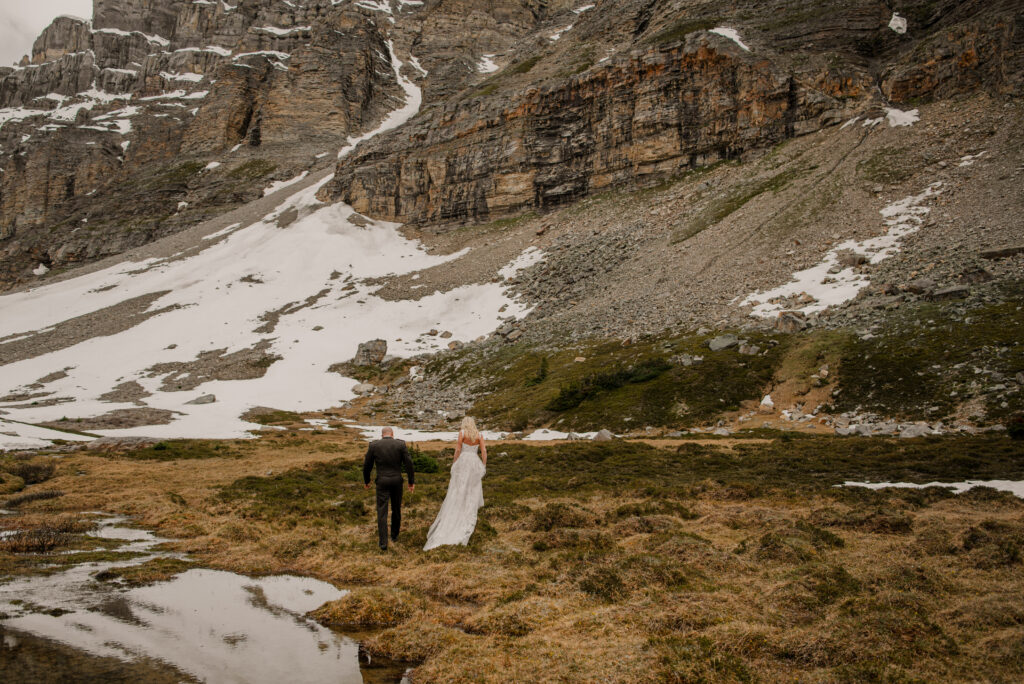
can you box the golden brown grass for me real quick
[3,431,1023,682]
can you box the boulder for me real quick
[900,423,932,439]
[837,251,868,267]
[980,245,1024,260]
[592,429,614,441]
[185,394,216,405]
[929,285,970,301]
[707,334,739,351]
[774,311,808,333]
[738,344,760,356]
[352,382,376,395]
[903,278,936,295]
[354,339,387,366]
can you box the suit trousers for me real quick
[375,478,403,548]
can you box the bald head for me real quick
[381,427,394,438]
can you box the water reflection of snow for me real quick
[0,513,361,684]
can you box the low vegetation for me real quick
[2,430,1022,681]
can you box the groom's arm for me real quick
[363,445,375,487]
[401,442,415,488]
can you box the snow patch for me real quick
[32,263,49,276]
[844,480,1024,499]
[709,27,750,51]
[477,54,499,74]
[888,12,908,34]
[959,151,986,167]
[263,171,309,197]
[498,246,545,279]
[741,183,943,318]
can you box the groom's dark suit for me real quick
[363,436,415,550]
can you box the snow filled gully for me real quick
[0,44,544,444]
[0,514,409,683]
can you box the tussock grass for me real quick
[3,490,63,508]
[6,431,1022,682]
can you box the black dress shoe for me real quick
[379,544,388,551]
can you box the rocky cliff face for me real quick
[319,0,1023,227]
[1,0,1021,287]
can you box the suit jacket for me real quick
[363,437,415,486]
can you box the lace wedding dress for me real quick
[423,442,485,550]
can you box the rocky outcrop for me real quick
[320,32,859,225]
[0,0,413,287]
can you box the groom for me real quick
[363,427,415,551]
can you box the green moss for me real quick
[227,159,278,181]
[148,161,204,188]
[508,54,542,75]
[646,18,721,44]
[672,165,810,244]
[856,146,915,185]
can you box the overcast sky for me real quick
[0,1,93,67]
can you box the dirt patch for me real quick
[99,381,152,405]
[0,292,175,366]
[145,340,280,392]
[39,408,178,431]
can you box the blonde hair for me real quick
[460,416,480,443]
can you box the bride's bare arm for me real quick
[453,431,463,462]
[480,438,487,466]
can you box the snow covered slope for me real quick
[0,47,536,445]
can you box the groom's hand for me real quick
[409,484,415,493]
[364,483,370,490]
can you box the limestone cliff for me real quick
[319,0,1022,227]
[1,0,1021,288]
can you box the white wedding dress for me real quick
[423,441,485,550]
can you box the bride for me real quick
[423,416,488,550]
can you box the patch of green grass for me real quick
[646,18,722,44]
[247,410,303,425]
[219,459,367,520]
[94,557,194,585]
[474,83,499,97]
[546,358,672,411]
[467,330,781,431]
[460,436,1024,507]
[149,161,204,188]
[835,285,1024,421]
[125,440,241,461]
[228,159,277,181]
[456,211,538,235]
[508,55,542,75]
[672,165,810,243]
[856,146,915,185]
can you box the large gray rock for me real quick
[353,339,387,366]
[352,382,376,395]
[707,334,739,352]
[930,285,970,301]
[980,245,1024,260]
[185,394,216,405]
[900,423,932,439]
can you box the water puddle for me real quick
[1,515,409,683]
